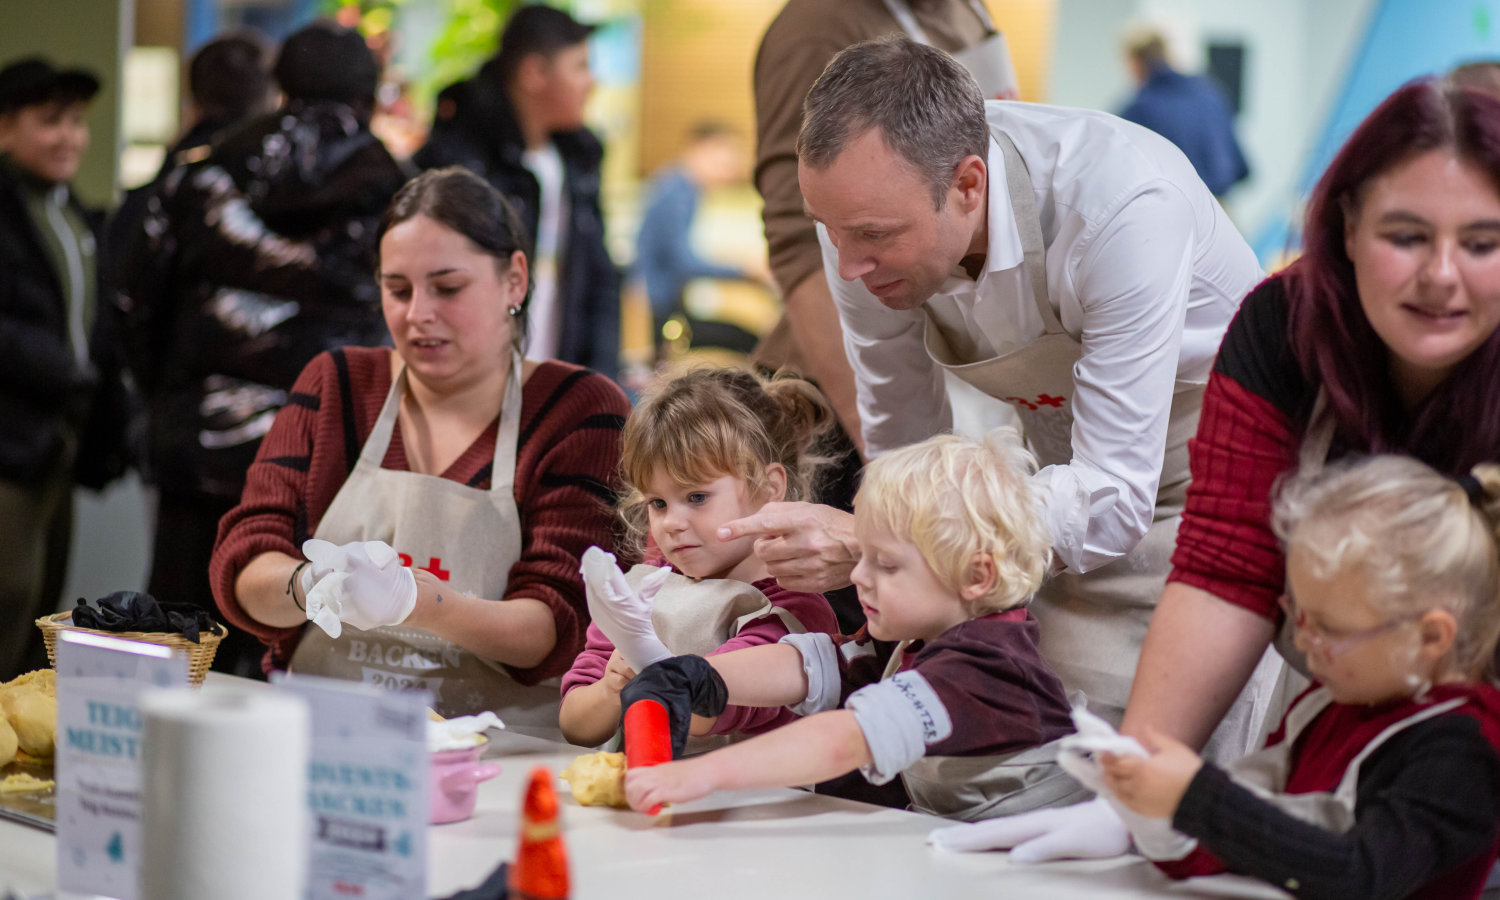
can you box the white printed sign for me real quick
[54,631,188,900]
[275,673,430,900]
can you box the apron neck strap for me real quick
[361,353,524,495]
[994,131,1060,334]
[1298,387,1335,475]
[883,0,996,43]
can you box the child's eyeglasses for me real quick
[1277,593,1423,659]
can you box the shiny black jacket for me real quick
[414,61,620,378]
[119,101,408,499]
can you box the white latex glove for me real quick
[580,547,673,671]
[1057,704,1148,795]
[301,539,418,638]
[1055,706,1197,862]
[927,796,1130,861]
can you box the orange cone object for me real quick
[624,699,673,814]
[509,767,569,900]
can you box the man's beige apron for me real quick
[621,564,812,754]
[919,132,1200,734]
[291,354,565,739]
[877,640,1089,821]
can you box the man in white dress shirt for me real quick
[722,36,1263,729]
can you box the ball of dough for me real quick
[0,717,17,768]
[559,751,628,808]
[3,668,54,697]
[4,690,55,758]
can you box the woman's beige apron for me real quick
[620,564,811,754]
[291,354,565,739]
[877,641,1089,821]
[920,131,1200,733]
[883,0,1019,99]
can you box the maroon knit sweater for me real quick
[210,347,628,682]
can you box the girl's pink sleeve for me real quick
[560,622,616,698]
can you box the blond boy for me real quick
[622,431,1085,820]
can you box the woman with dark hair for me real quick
[940,77,1500,858]
[210,168,629,735]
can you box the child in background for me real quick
[622,431,1086,821]
[559,367,839,748]
[1098,456,1500,900]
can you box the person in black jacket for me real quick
[107,32,276,283]
[0,57,134,680]
[414,4,620,378]
[118,21,408,677]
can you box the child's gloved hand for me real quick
[580,547,672,671]
[301,539,418,638]
[620,655,729,758]
[926,796,1130,861]
[1057,707,1198,862]
[1056,704,1147,795]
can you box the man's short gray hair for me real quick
[797,36,989,209]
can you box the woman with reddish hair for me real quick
[937,76,1500,860]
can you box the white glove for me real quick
[1055,706,1196,862]
[1056,704,1148,795]
[926,796,1130,861]
[580,547,673,672]
[301,539,418,638]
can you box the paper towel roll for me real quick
[139,685,311,900]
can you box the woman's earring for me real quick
[508,305,522,317]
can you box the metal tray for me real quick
[0,755,56,831]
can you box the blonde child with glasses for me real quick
[1097,456,1500,900]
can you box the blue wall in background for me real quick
[1257,0,1500,262]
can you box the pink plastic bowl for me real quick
[430,744,502,824]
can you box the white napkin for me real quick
[427,711,506,752]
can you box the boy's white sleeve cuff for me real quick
[846,672,953,785]
[778,632,842,716]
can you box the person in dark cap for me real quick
[116,20,408,678]
[0,56,136,680]
[414,3,620,379]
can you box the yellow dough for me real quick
[559,751,628,808]
[0,670,58,758]
[3,669,54,697]
[0,717,16,768]
[0,773,55,793]
[2,689,55,758]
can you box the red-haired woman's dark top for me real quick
[1167,275,1314,620]
[211,347,628,680]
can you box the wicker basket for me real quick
[35,611,225,686]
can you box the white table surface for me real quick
[0,681,1291,900]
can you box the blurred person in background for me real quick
[1118,29,1248,199]
[415,4,620,379]
[635,121,766,364]
[118,20,407,677]
[0,58,135,680]
[108,31,277,280]
[1450,60,1500,96]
